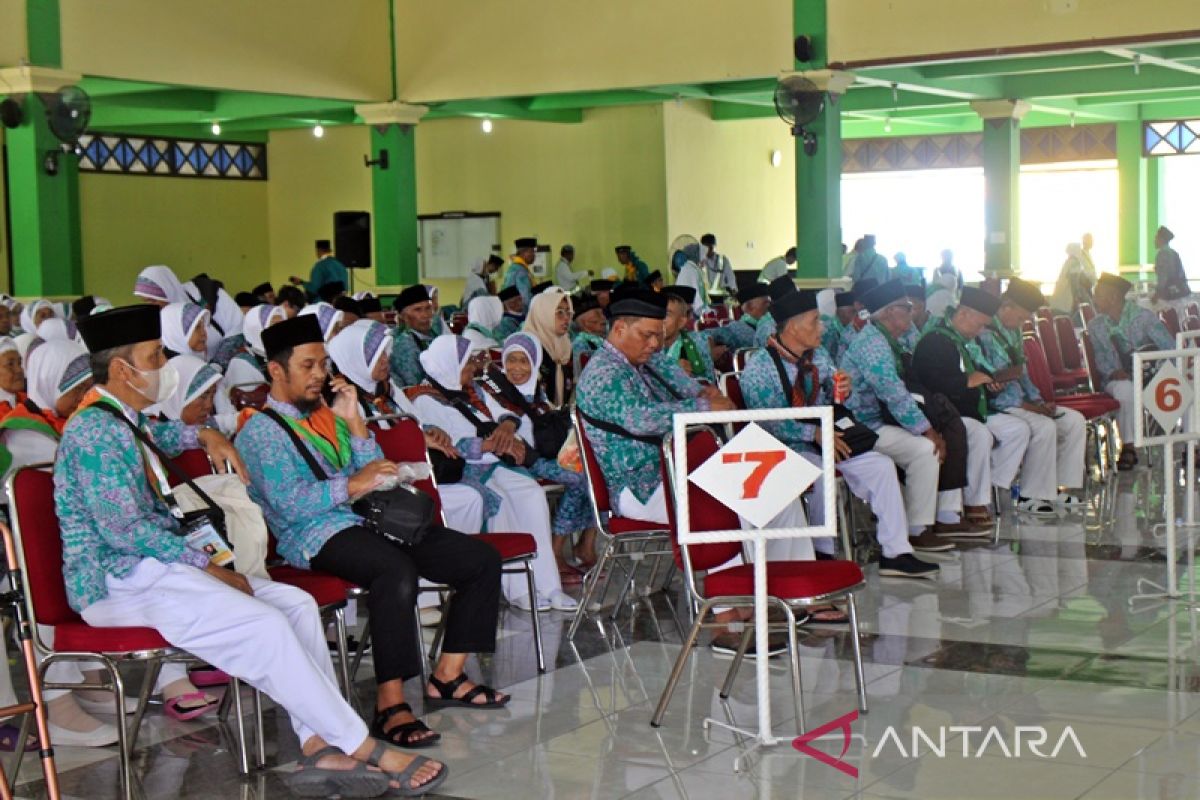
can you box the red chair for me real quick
[1078,302,1096,325]
[1185,316,1200,332]
[1035,306,1053,322]
[698,318,721,331]
[449,313,468,335]
[7,466,263,797]
[719,373,748,435]
[1035,317,1089,391]
[567,407,673,640]
[650,427,867,730]
[371,418,546,672]
[1053,316,1085,372]
[1188,302,1200,319]
[1160,307,1181,337]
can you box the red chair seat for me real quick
[55,622,172,653]
[1056,397,1120,419]
[268,566,355,607]
[703,560,865,600]
[608,516,668,535]
[475,532,537,561]
[1051,369,1090,387]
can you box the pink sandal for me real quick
[163,692,219,721]
[187,666,231,688]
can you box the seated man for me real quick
[977,279,1086,513]
[912,287,1028,527]
[710,283,771,351]
[740,290,938,579]
[571,293,608,355]
[819,290,856,361]
[58,306,446,796]
[239,316,508,749]
[493,285,527,341]
[753,275,800,347]
[660,286,717,382]
[899,283,928,350]
[390,284,437,386]
[1088,272,1174,470]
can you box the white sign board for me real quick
[1142,362,1193,435]
[688,423,822,528]
[1134,349,1200,447]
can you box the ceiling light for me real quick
[313,124,325,138]
[884,116,892,133]
[481,119,493,133]
[210,122,221,136]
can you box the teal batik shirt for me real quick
[977,324,1042,412]
[841,322,931,434]
[494,313,524,342]
[819,315,843,359]
[576,342,710,504]
[54,391,206,613]
[663,331,716,382]
[1086,299,1174,383]
[305,256,349,300]
[238,397,381,569]
[390,327,432,386]
[501,261,535,307]
[740,346,835,450]
[572,330,606,355]
[709,316,759,350]
[898,323,921,353]
[754,312,777,348]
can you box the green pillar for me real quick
[1116,120,1145,268]
[369,124,419,286]
[973,100,1029,276]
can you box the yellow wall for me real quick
[828,0,1200,66]
[0,0,26,65]
[79,173,270,302]
[394,0,791,102]
[662,100,795,274]
[60,0,391,100]
[266,124,373,290]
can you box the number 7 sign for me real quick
[688,423,823,528]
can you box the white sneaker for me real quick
[547,590,579,612]
[1016,497,1057,516]
[47,720,119,748]
[74,691,139,716]
[419,606,443,628]
[1056,492,1085,510]
[509,594,552,612]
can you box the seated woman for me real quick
[327,320,485,535]
[159,301,210,359]
[219,303,284,415]
[0,339,25,418]
[408,335,576,612]
[299,301,347,342]
[522,287,574,408]
[34,318,82,344]
[462,296,503,354]
[479,333,598,573]
[14,299,57,355]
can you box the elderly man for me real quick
[912,286,1029,528]
[1088,272,1175,470]
[554,244,589,292]
[819,290,857,362]
[238,315,506,752]
[711,284,771,350]
[493,285,527,341]
[740,289,938,579]
[501,237,538,307]
[57,306,445,796]
[699,234,738,296]
[659,286,716,382]
[753,275,802,347]
[758,247,796,285]
[571,293,607,355]
[978,279,1087,513]
[389,284,437,387]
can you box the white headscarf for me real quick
[13,333,37,360]
[158,354,222,421]
[468,296,503,330]
[34,318,81,343]
[160,302,209,357]
[26,339,90,413]
[328,320,392,394]
[299,302,344,342]
[418,334,472,391]
[469,258,487,277]
[134,265,188,304]
[502,332,543,397]
[242,304,286,356]
[0,339,19,407]
[19,299,55,335]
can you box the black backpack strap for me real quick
[480,366,540,419]
[642,365,682,401]
[766,347,794,404]
[260,408,329,482]
[577,408,661,446]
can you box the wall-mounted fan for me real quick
[774,74,825,156]
[40,85,91,146]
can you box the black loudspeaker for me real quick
[334,211,371,268]
[794,35,813,63]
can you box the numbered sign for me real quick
[1143,362,1193,434]
[687,423,821,528]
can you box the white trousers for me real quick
[615,485,668,525]
[441,483,485,534]
[81,559,367,754]
[1004,406,1086,498]
[483,467,560,601]
[960,417,996,507]
[803,451,912,559]
[981,414,1024,501]
[1105,379,1135,445]
[871,425,939,527]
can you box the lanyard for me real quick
[93,391,187,520]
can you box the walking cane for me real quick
[0,521,60,800]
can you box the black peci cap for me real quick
[78,305,162,353]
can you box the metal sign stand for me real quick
[671,406,836,768]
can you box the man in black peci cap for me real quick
[57,307,451,796]
[657,286,716,383]
[501,237,538,307]
[710,283,771,350]
[493,284,527,341]
[389,284,437,387]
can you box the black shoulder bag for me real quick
[766,348,877,458]
[428,380,539,468]
[90,403,229,542]
[260,409,435,547]
[479,366,572,459]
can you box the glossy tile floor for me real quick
[10,468,1200,799]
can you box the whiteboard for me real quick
[419,213,501,279]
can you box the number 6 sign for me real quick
[1142,361,1193,437]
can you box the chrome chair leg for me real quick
[230,677,250,775]
[522,562,546,673]
[718,626,752,699]
[333,606,354,705]
[350,621,371,684]
[651,601,711,728]
[847,594,868,713]
[127,658,162,753]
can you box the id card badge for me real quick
[185,520,236,569]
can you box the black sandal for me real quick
[424,673,510,710]
[371,703,440,749]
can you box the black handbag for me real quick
[767,349,877,458]
[430,379,540,468]
[480,367,572,459]
[261,409,435,547]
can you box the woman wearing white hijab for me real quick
[408,335,570,611]
[328,320,484,536]
[134,265,189,306]
[18,298,56,335]
[0,339,24,416]
[461,259,491,308]
[183,277,245,366]
[298,301,345,342]
[480,333,596,574]
[218,304,284,416]
[522,287,574,407]
[462,296,503,354]
[159,302,210,358]
[158,354,238,437]
[33,318,81,344]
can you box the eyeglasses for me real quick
[554,309,572,319]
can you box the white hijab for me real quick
[134,265,188,304]
[242,304,286,356]
[468,296,503,330]
[26,339,90,413]
[299,302,344,342]
[19,299,55,335]
[0,339,19,407]
[34,318,81,343]
[158,354,222,421]
[328,320,392,394]
[501,332,542,397]
[418,334,472,391]
[160,302,209,357]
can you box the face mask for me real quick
[124,361,180,404]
